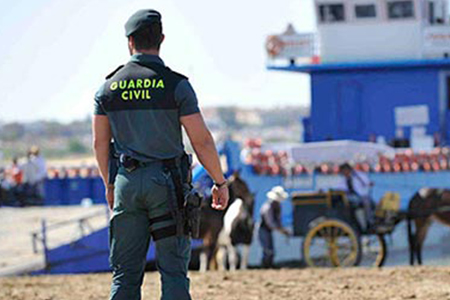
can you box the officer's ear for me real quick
[128,36,139,55]
[128,36,135,49]
[159,34,165,46]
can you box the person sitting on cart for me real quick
[258,186,290,268]
[338,163,375,229]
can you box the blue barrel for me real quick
[66,177,92,205]
[44,178,66,206]
[91,176,105,204]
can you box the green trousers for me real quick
[109,163,191,300]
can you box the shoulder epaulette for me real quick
[105,65,125,80]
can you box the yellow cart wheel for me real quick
[302,219,361,268]
[359,234,387,267]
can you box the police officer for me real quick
[92,9,229,300]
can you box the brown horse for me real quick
[407,188,450,265]
[197,172,253,271]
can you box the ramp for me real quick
[0,205,108,276]
[0,205,202,275]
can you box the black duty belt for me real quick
[119,154,158,173]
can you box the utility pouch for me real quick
[119,154,139,173]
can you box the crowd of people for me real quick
[242,139,450,176]
[0,146,47,206]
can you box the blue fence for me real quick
[43,177,105,206]
[239,166,450,226]
[43,169,450,214]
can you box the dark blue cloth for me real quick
[258,225,274,268]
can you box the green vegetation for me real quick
[68,138,89,154]
[0,106,308,165]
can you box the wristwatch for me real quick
[213,180,228,189]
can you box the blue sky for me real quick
[0,0,315,123]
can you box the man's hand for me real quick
[211,185,229,210]
[280,227,291,237]
[106,185,114,210]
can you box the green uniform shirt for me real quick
[94,54,200,161]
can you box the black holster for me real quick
[185,189,202,238]
[163,153,202,238]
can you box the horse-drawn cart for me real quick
[283,141,403,268]
[292,190,401,268]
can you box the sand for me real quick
[1,267,450,300]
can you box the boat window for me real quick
[387,1,415,19]
[427,1,445,24]
[319,4,346,23]
[355,4,377,18]
[428,1,435,24]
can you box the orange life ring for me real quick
[266,36,284,57]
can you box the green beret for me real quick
[125,9,161,37]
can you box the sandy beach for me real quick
[1,267,450,300]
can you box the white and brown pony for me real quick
[216,192,255,271]
[197,172,254,271]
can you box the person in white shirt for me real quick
[30,146,47,182]
[29,146,47,203]
[337,163,371,197]
[22,152,39,185]
[21,151,39,203]
[258,186,290,268]
[337,163,374,228]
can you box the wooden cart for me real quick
[292,191,401,267]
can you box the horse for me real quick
[197,172,253,271]
[407,188,450,265]
[216,190,255,271]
